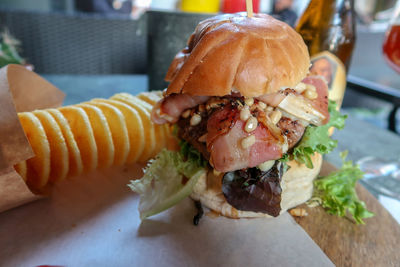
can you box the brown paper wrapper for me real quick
[0,64,65,213]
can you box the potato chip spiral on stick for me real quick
[14,92,173,192]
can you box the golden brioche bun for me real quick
[165,13,310,97]
[190,153,322,218]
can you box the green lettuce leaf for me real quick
[290,100,347,168]
[313,151,374,224]
[179,140,208,170]
[128,143,206,219]
[0,31,25,67]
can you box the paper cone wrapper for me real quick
[0,64,65,213]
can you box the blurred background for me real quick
[0,0,399,133]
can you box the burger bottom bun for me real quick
[190,153,323,218]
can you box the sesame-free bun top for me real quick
[165,13,310,97]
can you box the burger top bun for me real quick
[165,13,310,97]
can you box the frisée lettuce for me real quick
[128,142,206,219]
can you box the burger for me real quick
[129,13,344,220]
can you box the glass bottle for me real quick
[295,0,356,108]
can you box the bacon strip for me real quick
[302,76,330,124]
[209,120,282,172]
[207,106,282,172]
[206,105,238,148]
[151,94,210,124]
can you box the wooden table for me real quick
[295,162,400,266]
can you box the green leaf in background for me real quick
[291,100,347,168]
[0,30,25,68]
[313,151,375,224]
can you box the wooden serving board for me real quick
[294,161,400,267]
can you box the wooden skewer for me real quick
[246,0,253,18]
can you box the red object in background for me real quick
[383,24,400,74]
[222,0,260,13]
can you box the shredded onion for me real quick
[278,94,325,126]
[257,111,284,143]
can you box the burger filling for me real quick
[149,75,330,216]
[152,75,329,173]
[175,97,305,172]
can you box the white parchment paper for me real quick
[0,164,333,267]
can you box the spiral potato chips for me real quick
[18,112,51,190]
[14,91,172,192]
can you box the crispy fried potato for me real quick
[111,93,174,159]
[138,91,177,150]
[91,99,145,164]
[137,92,162,106]
[59,106,98,172]
[110,94,156,162]
[18,112,50,189]
[137,91,176,150]
[14,160,27,182]
[47,109,83,177]
[15,91,172,189]
[86,102,130,166]
[154,90,164,98]
[129,96,166,158]
[33,110,69,183]
[78,104,115,169]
